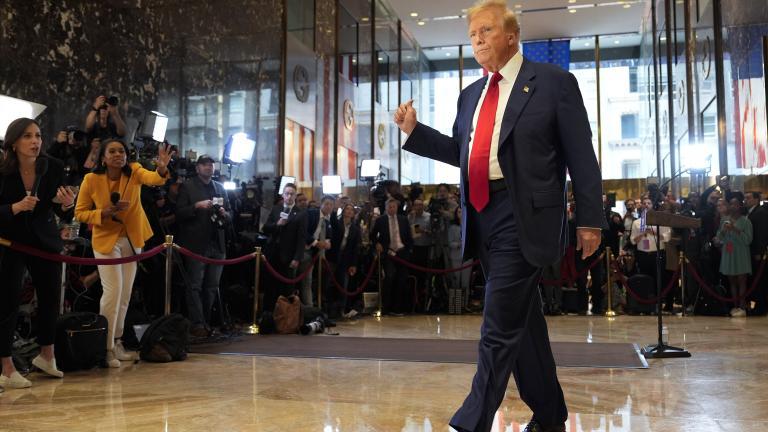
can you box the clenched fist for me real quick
[394,99,417,135]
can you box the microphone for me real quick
[110,192,124,223]
[31,157,49,197]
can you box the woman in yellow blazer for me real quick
[75,139,173,367]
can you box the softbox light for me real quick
[0,95,47,140]
[322,175,342,195]
[223,132,256,165]
[360,159,381,178]
[139,111,168,142]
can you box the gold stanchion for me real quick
[375,250,383,317]
[164,235,174,316]
[245,247,262,334]
[679,251,686,316]
[605,247,616,317]
[317,255,323,310]
[0,237,10,247]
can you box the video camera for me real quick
[65,125,86,143]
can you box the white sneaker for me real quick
[114,340,139,362]
[0,371,32,389]
[32,355,64,378]
[731,308,747,317]
[105,350,121,368]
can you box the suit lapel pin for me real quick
[523,86,530,93]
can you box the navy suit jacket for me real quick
[403,58,606,267]
[371,213,414,253]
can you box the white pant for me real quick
[95,237,140,351]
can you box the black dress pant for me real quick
[450,190,567,432]
[0,248,61,357]
[262,257,297,314]
[383,249,411,313]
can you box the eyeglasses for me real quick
[469,25,495,41]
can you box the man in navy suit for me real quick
[394,1,605,431]
[371,198,414,314]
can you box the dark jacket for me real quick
[0,156,73,253]
[305,208,340,260]
[333,219,362,270]
[175,176,230,254]
[403,59,606,267]
[263,204,307,264]
[371,213,414,253]
[748,204,768,256]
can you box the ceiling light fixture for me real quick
[623,3,631,8]
[410,12,418,17]
[569,0,577,3]
[569,9,577,13]
[417,20,425,25]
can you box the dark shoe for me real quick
[190,326,209,338]
[523,420,566,432]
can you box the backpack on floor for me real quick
[54,312,108,371]
[139,313,190,362]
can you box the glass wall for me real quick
[570,37,600,164]
[598,34,644,180]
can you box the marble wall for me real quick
[0,0,284,180]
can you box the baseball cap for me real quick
[197,155,215,164]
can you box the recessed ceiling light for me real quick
[569,0,577,3]
[361,17,369,22]
[417,20,425,25]
[514,4,522,8]
[569,9,577,13]
[410,12,418,17]
[623,3,631,8]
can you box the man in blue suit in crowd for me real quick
[394,1,606,431]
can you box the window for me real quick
[629,66,638,93]
[622,160,640,178]
[621,113,638,139]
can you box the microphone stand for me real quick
[642,203,691,359]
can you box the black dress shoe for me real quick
[523,420,566,432]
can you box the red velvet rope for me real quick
[260,253,319,284]
[175,245,256,265]
[540,252,606,286]
[3,241,166,265]
[616,268,681,305]
[685,256,767,303]
[387,253,479,274]
[322,255,379,297]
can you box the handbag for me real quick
[273,295,302,334]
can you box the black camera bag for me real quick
[54,312,108,371]
[140,313,190,362]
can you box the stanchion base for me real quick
[642,343,691,359]
[604,310,617,317]
[373,310,382,318]
[243,324,260,335]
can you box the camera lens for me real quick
[107,95,119,106]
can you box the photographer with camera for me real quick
[175,155,231,337]
[85,95,126,143]
[428,183,458,268]
[47,126,90,185]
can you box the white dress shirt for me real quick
[468,50,524,180]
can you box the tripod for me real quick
[641,210,696,359]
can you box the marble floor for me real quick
[0,313,766,432]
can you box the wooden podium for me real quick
[641,211,699,359]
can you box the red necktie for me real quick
[469,72,502,212]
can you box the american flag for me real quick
[284,118,314,187]
[337,145,358,181]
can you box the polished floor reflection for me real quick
[1,314,766,431]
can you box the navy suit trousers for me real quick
[450,188,567,432]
